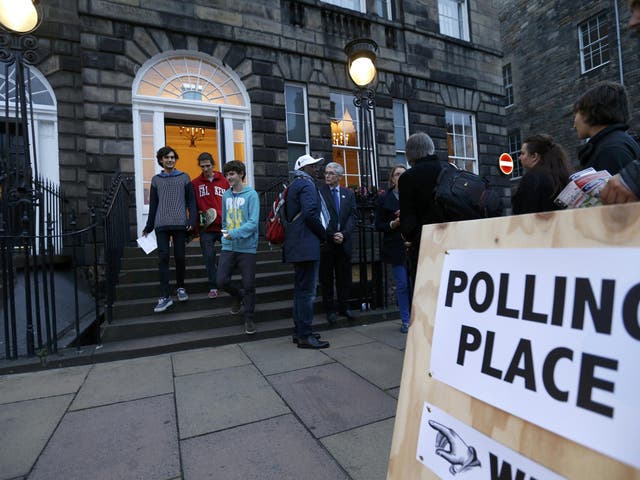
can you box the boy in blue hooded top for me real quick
[142,146,197,313]
[217,160,260,335]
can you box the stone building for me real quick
[14,0,506,231]
[499,0,640,178]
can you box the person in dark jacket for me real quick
[512,134,572,215]
[599,0,640,205]
[573,81,640,175]
[375,165,411,333]
[318,162,358,325]
[284,154,329,349]
[398,132,444,288]
[142,146,197,313]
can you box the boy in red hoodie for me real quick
[191,152,229,298]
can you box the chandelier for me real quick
[179,126,205,147]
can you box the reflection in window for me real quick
[0,65,55,107]
[233,120,245,162]
[136,56,245,106]
[503,64,513,107]
[285,83,309,171]
[331,92,362,187]
[322,0,365,13]
[445,110,477,173]
[393,100,408,166]
[438,0,469,41]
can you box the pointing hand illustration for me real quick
[428,420,481,475]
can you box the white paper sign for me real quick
[431,248,640,469]
[136,230,157,254]
[417,403,565,479]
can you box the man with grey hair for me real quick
[398,132,444,287]
[318,162,358,324]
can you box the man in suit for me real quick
[319,162,358,324]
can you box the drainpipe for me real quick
[614,0,625,85]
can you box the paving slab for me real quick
[325,341,404,389]
[29,394,179,480]
[181,414,348,480]
[268,362,397,438]
[70,354,173,410]
[239,336,333,375]
[321,417,396,480]
[171,344,251,376]
[313,327,374,349]
[354,321,407,350]
[0,395,73,480]
[0,365,89,405]
[175,364,290,439]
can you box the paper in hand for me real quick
[137,230,157,254]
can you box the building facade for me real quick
[19,0,506,231]
[499,0,640,178]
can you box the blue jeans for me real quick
[293,260,319,338]
[392,264,411,325]
[200,231,222,290]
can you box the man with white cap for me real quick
[283,154,330,349]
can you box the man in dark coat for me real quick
[318,162,358,324]
[573,81,640,175]
[398,132,444,287]
[284,154,330,349]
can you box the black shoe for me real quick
[340,310,355,321]
[297,335,330,349]
[326,312,338,325]
[292,333,321,344]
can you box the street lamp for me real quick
[344,38,378,191]
[0,0,42,357]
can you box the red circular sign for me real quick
[499,153,514,175]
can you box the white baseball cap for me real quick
[294,154,324,171]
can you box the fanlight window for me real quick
[0,64,55,107]
[135,56,246,107]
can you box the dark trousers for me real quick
[200,231,222,290]
[293,260,320,338]
[319,246,351,314]
[156,230,187,298]
[216,250,256,318]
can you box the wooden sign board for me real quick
[388,203,640,479]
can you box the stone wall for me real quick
[29,0,506,219]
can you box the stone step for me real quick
[112,282,298,319]
[122,243,282,260]
[95,308,401,363]
[102,297,327,342]
[118,258,289,283]
[120,249,283,270]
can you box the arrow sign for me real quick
[499,153,514,175]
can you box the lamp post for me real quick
[344,38,378,193]
[0,0,42,357]
[344,38,384,311]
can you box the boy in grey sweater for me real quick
[142,146,197,312]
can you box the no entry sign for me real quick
[499,153,513,175]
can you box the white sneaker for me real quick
[154,296,173,313]
[177,288,189,302]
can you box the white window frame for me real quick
[376,0,393,20]
[503,64,514,108]
[445,109,478,174]
[322,0,365,13]
[438,0,470,42]
[508,130,522,179]
[579,13,609,74]
[285,83,309,171]
[392,99,409,166]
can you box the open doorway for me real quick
[165,119,220,179]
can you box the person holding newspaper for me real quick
[512,134,572,214]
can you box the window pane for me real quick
[285,86,304,113]
[287,113,306,142]
[288,144,307,171]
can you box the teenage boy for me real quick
[216,160,260,335]
[191,152,229,299]
[142,146,197,313]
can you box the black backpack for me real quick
[433,161,502,221]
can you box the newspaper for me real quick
[554,167,612,209]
